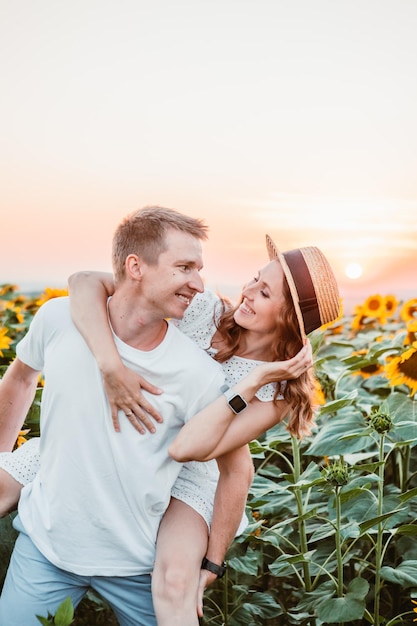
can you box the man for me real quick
[0,206,252,626]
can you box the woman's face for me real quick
[234,260,286,334]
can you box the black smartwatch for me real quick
[221,384,248,414]
[201,556,227,579]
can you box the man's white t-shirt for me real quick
[16,297,225,576]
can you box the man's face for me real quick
[140,229,205,320]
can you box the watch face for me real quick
[229,394,247,413]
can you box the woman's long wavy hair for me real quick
[213,273,316,439]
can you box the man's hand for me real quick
[196,568,218,618]
[102,365,163,434]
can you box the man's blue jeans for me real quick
[0,517,156,626]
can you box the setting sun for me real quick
[345,262,363,280]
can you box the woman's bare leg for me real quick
[152,497,208,626]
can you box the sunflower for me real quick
[313,379,326,405]
[12,306,25,325]
[0,327,13,356]
[36,287,69,307]
[351,305,366,331]
[2,304,25,325]
[401,298,417,323]
[362,294,385,319]
[16,429,30,447]
[0,299,15,316]
[385,342,417,396]
[353,362,384,379]
[383,295,399,317]
[250,510,265,537]
[0,284,18,296]
[12,294,27,305]
[405,320,417,346]
[412,598,417,621]
[350,349,384,379]
[321,319,344,335]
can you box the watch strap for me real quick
[201,556,227,578]
[220,384,248,414]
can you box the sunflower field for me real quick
[1,285,417,625]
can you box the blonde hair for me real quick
[112,205,208,282]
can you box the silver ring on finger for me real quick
[125,410,134,417]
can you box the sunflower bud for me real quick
[322,460,350,487]
[368,409,394,434]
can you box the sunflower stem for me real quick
[291,436,314,595]
[373,432,386,626]
[334,485,344,598]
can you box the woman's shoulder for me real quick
[189,289,226,317]
[222,356,287,401]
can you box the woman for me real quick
[0,236,340,624]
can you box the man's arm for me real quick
[0,358,40,450]
[197,445,254,617]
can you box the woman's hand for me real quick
[252,340,313,387]
[282,340,313,379]
[102,364,163,434]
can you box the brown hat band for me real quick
[283,249,321,335]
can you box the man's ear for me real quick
[125,254,143,281]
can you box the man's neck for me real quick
[108,294,168,351]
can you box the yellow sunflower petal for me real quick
[0,327,13,356]
[313,380,326,405]
[36,287,68,307]
[16,429,31,447]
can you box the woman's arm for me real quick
[68,271,163,434]
[170,395,289,462]
[169,346,311,462]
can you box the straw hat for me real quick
[266,234,341,339]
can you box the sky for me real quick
[1,0,417,312]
